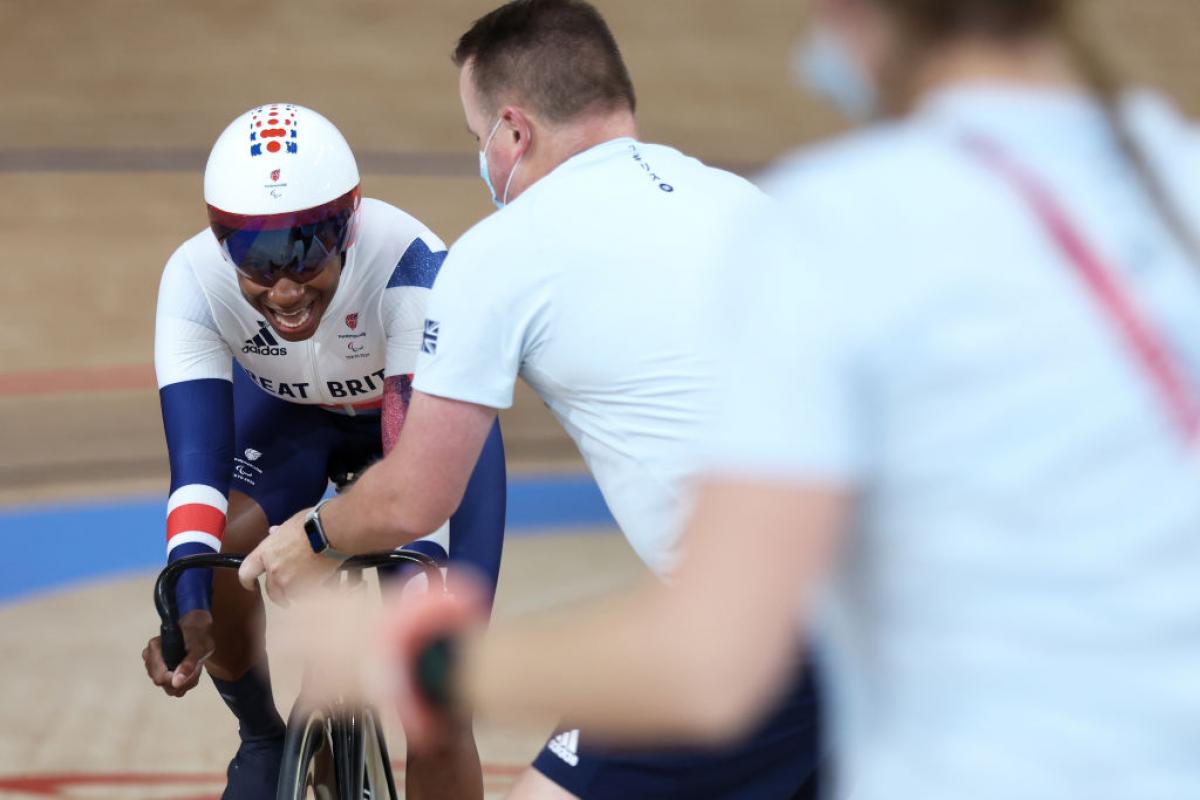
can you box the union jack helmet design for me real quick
[203,104,361,286]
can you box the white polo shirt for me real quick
[711,87,1200,800]
[415,137,765,573]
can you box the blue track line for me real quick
[0,474,614,604]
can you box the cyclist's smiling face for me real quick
[237,254,342,342]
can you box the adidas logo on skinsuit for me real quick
[243,321,288,356]
[547,729,580,767]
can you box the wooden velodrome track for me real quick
[1,1,1198,797]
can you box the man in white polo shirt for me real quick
[242,1,821,797]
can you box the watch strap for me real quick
[305,499,349,561]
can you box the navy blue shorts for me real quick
[229,365,506,586]
[532,664,822,799]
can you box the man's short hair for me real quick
[453,0,637,124]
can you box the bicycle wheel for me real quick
[277,705,337,800]
[362,708,398,800]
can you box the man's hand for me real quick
[238,506,340,604]
[142,610,215,697]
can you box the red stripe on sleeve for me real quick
[166,503,228,541]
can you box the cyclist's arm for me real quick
[155,247,235,615]
[381,381,506,592]
[381,374,414,455]
[380,231,449,455]
[445,417,506,600]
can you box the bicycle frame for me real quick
[153,551,443,799]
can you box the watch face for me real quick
[304,512,328,554]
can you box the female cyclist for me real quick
[140,104,506,800]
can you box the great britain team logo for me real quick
[249,104,299,157]
[422,319,440,355]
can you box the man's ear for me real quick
[506,107,534,151]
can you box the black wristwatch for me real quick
[304,499,349,561]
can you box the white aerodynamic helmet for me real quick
[204,104,361,286]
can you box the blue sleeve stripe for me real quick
[401,539,449,564]
[387,238,447,290]
[378,539,450,584]
[447,419,507,603]
[160,378,234,495]
[169,540,216,615]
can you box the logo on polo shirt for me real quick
[547,729,580,766]
[422,319,440,355]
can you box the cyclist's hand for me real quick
[142,610,215,698]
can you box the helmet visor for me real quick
[208,187,360,287]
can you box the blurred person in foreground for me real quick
[240,0,823,797]
[386,0,1200,797]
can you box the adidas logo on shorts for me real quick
[243,321,288,356]
[547,729,580,767]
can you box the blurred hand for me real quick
[269,569,489,752]
[271,579,384,708]
[383,571,490,753]
[142,610,215,697]
[238,507,339,604]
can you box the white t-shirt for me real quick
[415,138,765,573]
[711,87,1200,800]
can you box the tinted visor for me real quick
[208,186,360,287]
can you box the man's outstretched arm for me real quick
[335,391,498,545]
[238,391,498,599]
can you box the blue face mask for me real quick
[795,29,879,122]
[479,116,525,210]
